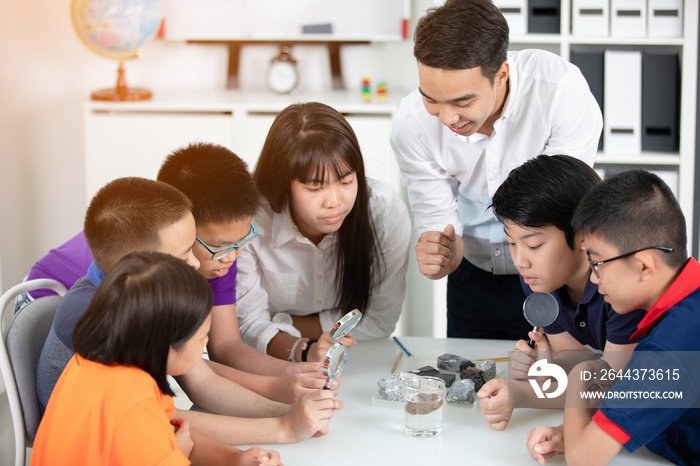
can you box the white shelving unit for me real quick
[507,0,697,250]
[83,89,405,204]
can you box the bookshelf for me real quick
[503,0,697,251]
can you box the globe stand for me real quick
[91,62,152,102]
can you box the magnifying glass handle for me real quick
[528,326,539,349]
[323,378,332,390]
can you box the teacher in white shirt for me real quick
[391,0,602,339]
[236,102,411,363]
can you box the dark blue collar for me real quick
[87,261,105,287]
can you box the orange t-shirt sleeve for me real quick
[110,395,190,466]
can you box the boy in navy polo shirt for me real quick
[527,170,700,465]
[478,155,644,431]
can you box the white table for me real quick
[238,336,670,465]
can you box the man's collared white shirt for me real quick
[391,49,602,274]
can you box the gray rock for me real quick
[460,367,484,392]
[377,374,406,402]
[477,359,497,382]
[446,379,475,405]
[437,353,475,372]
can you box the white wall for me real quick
[0,0,440,290]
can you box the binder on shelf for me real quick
[642,53,680,152]
[604,50,642,155]
[528,0,560,34]
[647,0,683,38]
[572,0,609,37]
[569,51,605,151]
[493,0,527,36]
[610,0,647,38]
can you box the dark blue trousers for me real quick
[446,258,530,340]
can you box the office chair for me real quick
[0,279,67,466]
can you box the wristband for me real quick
[288,337,309,363]
[301,339,318,362]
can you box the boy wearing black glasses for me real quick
[478,155,644,431]
[157,144,336,404]
[527,170,700,465]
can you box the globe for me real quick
[71,0,163,101]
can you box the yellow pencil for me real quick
[474,357,510,362]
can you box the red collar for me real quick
[630,258,700,340]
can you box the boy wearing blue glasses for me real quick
[157,144,334,403]
[527,170,700,465]
[33,144,342,444]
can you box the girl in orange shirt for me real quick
[32,251,280,465]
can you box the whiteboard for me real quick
[163,0,410,42]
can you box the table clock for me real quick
[266,47,298,94]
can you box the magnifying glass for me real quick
[322,342,348,389]
[522,292,559,349]
[329,309,362,341]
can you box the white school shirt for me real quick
[235,180,411,354]
[391,49,601,275]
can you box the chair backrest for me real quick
[0,279,67,466]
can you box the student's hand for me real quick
[235,446,282,466]
[509,340,535,380]
[415,225,460,280]
[272,369,340,404]
[281,360,322,376]
[526,424,565,464]
[510,330,551,379]
[526,329,552,352]
[171,418,194,458]
[311,331,356,363]
[477,378,513,431]
[281,389,341,442]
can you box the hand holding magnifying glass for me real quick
[311,309,362,362]
[320,309,362,389]
[510,293,559,380]
[329,309,362,340]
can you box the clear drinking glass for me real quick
[403,376,445,437]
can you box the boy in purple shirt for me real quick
[27,232,239,313]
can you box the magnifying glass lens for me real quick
[323,343,348,389]
[330,309,362,340]
[332,346,347,375]
[522,292,559,348]
[522,292,559,327]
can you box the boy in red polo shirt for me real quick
[526,170,700,465]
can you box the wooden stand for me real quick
[188,40,369,90]
[91,62,152,102]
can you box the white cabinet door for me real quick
[85,110,235,203]
[345,114,402,195]
[243,112,277,171]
